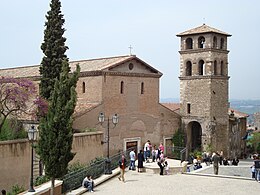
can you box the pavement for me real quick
[77,159,260,195]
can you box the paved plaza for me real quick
[82,159,260,195]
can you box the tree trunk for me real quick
[51,178,55,195]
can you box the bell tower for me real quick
[176,24,231,154]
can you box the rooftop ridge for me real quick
[0,54,136,70]
[177,23,231,37]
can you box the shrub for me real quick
[34,175,50,186]
[7,184,25,195]
[0,119,27,141]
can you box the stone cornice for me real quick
[179,75,230,80]
[102,71,162,78]
[179,48,230,55]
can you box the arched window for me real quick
[141,82,144,94]
[198,36,205,48]
[120,81,124,94]
[213,36,217,48]
[185,38,193,49]
[214,60,217,75]
[186,61,192,76]
[198,60,205,75]
[220,61,224,75]
[82,82,86,93]
[220,38,224,49]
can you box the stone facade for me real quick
[72,56,181,155]
[0,55,181,157]
[177,24,247,158]
[177,24,231,155]
[254,112,260,130]
[0,132,103,192]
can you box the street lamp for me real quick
[98,112,118,174]
[28,125,38,192]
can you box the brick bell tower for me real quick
[176,24,231,155]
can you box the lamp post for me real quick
[98,112,118,174]
[28,125,38,192]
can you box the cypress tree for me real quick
[37,61,80,194]
[39,0,68,100]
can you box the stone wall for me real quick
[0,132,103,192]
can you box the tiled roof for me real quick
[73,101,101,118]
[229,108,249,118]
[0,55,137,78]
[177,24,231,37]
[161,103,180,111]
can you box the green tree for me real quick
[172,128,185,147]
[37,61,80,195]
[39,0,68,100]
[248,132,260,153]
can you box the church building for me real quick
[0,24,247,159]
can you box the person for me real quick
[82,175,94,192]
[254,159,260,182]
[251,164,256,179]
[212,152,220,175]
[157,156,165,175]
[159,142,164,153]
[137,150,145,172]
[129,148,136,170]
[144,140,151,162]
[164,160,169,175]
[223,157,229,166]
[219,151,223,165]
[152,145,156,162]
[1,190,6,195]
[232,157,239,166]
[118,154,127,182]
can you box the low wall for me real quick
[0,131,103,192]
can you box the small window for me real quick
[82,82,86,93]
[186,61,192,76]
[185,38,193,49]
[120,81,124,94]
[187,103,191,114]
[213,36,217,48]
[198,36,205,48]
[220,38,224,49]
[198,60,204,75]
[214,60,217,75]
[129,63,134,70]
[141,82,144,94]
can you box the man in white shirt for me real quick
[129,148,136,170]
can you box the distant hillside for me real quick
[230,99,260,115]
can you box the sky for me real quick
[1,0,260,100]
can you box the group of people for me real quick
[144,140,165,163]
[82,140,167,191]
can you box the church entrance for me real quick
[123,137,141,155]
[126,141,138,154]
[187,121,202,152]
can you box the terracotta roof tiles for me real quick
[177,24,231,37]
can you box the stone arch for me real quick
[185,38,193,49]
[220,61,224,75]
[198,36,205,48]
[186,61,192,76]
[186,121,202,152]
[198,60,205,75]
[213,36,218,48]
[220,38,225,49]
[214,60,217,75]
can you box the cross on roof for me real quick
[128,45,133,55]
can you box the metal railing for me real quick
[166,146,186,161]
[62,148,132,193]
